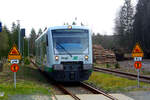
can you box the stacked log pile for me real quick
[93,45,117,64]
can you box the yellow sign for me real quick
[8,44,21,60]
[132,43,144,57]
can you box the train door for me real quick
[46,33,50,65]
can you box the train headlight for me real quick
[68,25,72,29]
[55,56,59,61]
[85,56,88,60]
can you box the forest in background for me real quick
[0,0,150,60]
[93,0,150,59]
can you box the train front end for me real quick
[50,26,93,82]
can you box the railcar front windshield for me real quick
[52,29,89,55]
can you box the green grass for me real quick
[0,63,51,100]
[86,72,150,93]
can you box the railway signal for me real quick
[21,28,25,58]
[132,43,144,88]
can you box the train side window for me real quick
[46,34,48,46]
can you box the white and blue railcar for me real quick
[35,25,93,82]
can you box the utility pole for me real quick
[28,38,29,57]
[22,37,24,59]
[21,28,25,59]
[17,20,21,52]
[0,22,2,32]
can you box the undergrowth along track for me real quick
[94,67,150,83]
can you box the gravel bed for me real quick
[51,85,65,95]
[65,85,93,94]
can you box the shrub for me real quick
[106,63,111,68]
[24,57,30,65]
[115,62,120,69]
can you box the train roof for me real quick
[48,25,89,30]
[36,25,90,41]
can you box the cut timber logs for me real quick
[93,45,117,64]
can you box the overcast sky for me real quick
[0,0,137,37]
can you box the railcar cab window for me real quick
[52,29,89,55]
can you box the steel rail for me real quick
[30,60,81,100]
[94,67,150,82]
[56,84,81,100]
[31,60,117,100]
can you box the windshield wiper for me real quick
[56,42,72,57]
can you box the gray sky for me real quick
[0,0,137,37]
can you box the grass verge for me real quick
[0,63,51,100]
[85,72,150,93]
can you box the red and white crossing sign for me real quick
[10,64,19,72]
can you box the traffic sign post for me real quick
[132,43,144,88]
[137,69,140,88]
[8,44,21,89]
[134,61,142,88]
[10,64,19,88]
[14,72,16,88]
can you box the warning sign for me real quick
[132,43,144,57]
[8,44,21,60]
[134,61,142,69]
[10,64,19,72]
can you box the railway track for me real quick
[94,67,150,83]
[80,82,118,100]
[30,60,118,100]
[54,82,118,100]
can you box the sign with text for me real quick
[10,59,19,64]
[134,57,142,61]
[132,43,144,57]
[8,44,21,60]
